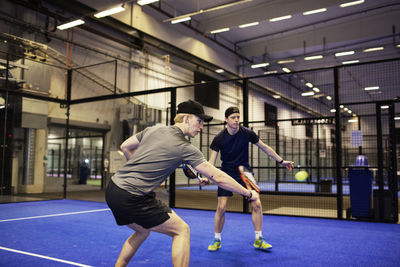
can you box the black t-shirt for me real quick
[210,126,259,177]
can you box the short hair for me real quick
[174,113,187,123]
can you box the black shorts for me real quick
[105,180,171,229]
[217,176,246,197]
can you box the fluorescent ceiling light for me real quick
[57,19,85,30]
[278,59,295,64]
[381,105,389,109]
[137,0,159,6]
[395,117,400,120]
[364,86,379,91]
[264,70,277,74]
[270,15,292,22]
[282,67,291,73]
[273,95,281,99]
[397,44,400,48]
[335,51,355,57]
[313,87,320,92]
[163,0,252,23]
[239,22,259,28]
[94,5,125,18]
[215,69,224,73]
[348,110,352,114]
[330,109,336,113]
[348,119,358,123]
[251,62,269,68]
[171,17,191,24]
[305,82,313,88]
[326,96,332,100]
[344,107,348,111]
[363,47,384,52]
[301,91,315,96]
[303,8,327,15]
[210,28,230,34]
[304,55,323,60]
[340,0,364,8]
[340,105,344,108]
[342,60,359,64]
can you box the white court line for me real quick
[0,246,93,267]
[0,208,110,223]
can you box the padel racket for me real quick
[182,163,210,185]
[238,165,260,193]
[182,163,201,181]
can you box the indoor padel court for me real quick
[1,199,399,267]
[1,1,400,266]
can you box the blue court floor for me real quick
[1,199,399,266]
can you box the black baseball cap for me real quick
[225,107,240,118]
[177,100,213,122]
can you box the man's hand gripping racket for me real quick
[238,165,260,202]
[182,164,210,185]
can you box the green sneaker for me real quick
[208,238,221,252]
[254,237,272,251]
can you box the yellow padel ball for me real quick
[295,170,308,181]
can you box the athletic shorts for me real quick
[105,180,171,228]
[217,176,246,197]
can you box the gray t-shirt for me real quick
[112,125,205,196]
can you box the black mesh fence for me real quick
[174,59,399,222]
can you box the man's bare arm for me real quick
[208,149,219,166]
[255,140,294,170]
[120,135,140,160]
[195,161,258,201]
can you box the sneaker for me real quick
[253,237,272,251]
[208,238,221,252]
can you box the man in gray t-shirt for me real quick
[111,125,205,196]
[105,100,260,267]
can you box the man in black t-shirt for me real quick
[208,107,294,252]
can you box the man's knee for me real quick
[251,200,262,212]
[216,201,227,214]
[176,220,190,236]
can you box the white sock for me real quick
[255,231,262,240]
[215,233,221,240]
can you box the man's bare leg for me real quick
[214,196,229,233]
[251,198,263,231]
[115,223,150,267]
[151,210,190,267]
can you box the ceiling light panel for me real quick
[210,28,230,34]
[171,17,191,24]
[137,0,159,6]
[342,60,359,64]
[57,19,85,30]
[340,0,365,8]
[270,15,292,22]
[301,91,315,96]
[239,22,259,28]
[303,8,327,15]
[304,55,323,60]
[94,5,125,18]
[251,62,269,68]
[335,51,355,57]
[364,86,379,91]
[278,59,295,64]
[363,47,384,52]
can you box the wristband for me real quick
[278,159,284,164]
